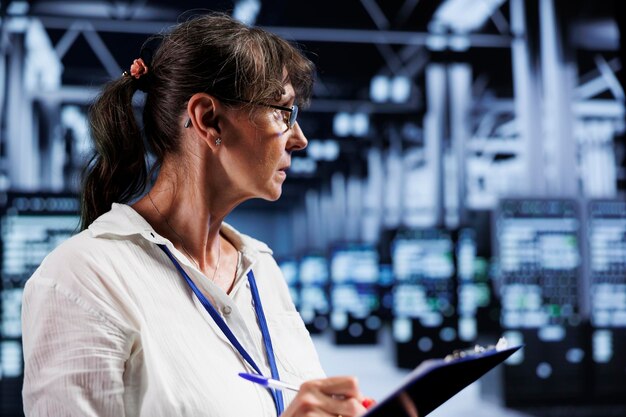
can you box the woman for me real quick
[21,13,369,417]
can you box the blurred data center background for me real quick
[0,1,625,416]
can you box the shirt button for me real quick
[222,305,232,315]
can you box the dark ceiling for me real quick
[2,0,622,209]
[29,0,447,92]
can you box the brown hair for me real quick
[80,13,315,230]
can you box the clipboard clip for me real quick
[444,337,509,362]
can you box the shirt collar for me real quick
[88,203,273,256]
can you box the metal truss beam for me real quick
[36,16,512,48]
[595,55,625,101]
[489,6,511,35]
[81,21,121,78]
[360,0,390,30]
[360,0,404,74]
[30,88,422,114]
[394,0,421,27]
[574,57,621,99]
[54,21,82,58]
[269,27,511,48]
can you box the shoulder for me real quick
[33,202,156,281]
[34,228,106,279]
[32,215,144,285]
[26,226,128,295]
[23,229,134,330]
[24,205,153,325]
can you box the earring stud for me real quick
[215,138,222,146]
[184,118,191,128]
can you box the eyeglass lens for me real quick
[289,105,298,128]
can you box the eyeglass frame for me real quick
[183,96,299,130]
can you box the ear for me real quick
[186,93,222,149]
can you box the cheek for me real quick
[259,134,287,166]
[243,120,288,174]
[258,149,281,173]
[246,142,277,176]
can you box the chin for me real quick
[267,189,283,201]
[260,186,283,202]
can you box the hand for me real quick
[280,376,370,417]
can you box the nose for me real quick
[287,122,308,152]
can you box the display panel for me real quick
[278,258,300,308]
[456,228,493,342]
[391,229,460,368]
[587,200,626,402]
[392,229,455,322]
[588,200,626,329]
[329,243,380,344]
[494,199,587,406]
[0,193,79,416]
[496,199,582,329]
[298,254,330,333]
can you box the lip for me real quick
[276,166,288,180]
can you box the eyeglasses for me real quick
[227,98,299,130]
[183,98,299,130]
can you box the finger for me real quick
[281,391,338,417]
[317,394,366,417]
[298,378,366,416]
[315,376,361,397]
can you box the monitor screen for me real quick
[298,254,330,326]
[329,244,379,317]
[588,200,626,330]
[330,284,378,318]
[391,229,455,325]
[278,258,299,307]
[330,244,379,284]
[495,199,582,330]
[1,193,79,379]
[299,255,329,285]
[456,228,492,341]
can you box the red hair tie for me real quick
[129,58,148,79]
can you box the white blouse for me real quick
[22,203,325,417]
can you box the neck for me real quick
[134,157,239,273]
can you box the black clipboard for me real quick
[363,345,523,417]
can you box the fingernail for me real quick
[361,397,375,409]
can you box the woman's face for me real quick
[218,81,308,202]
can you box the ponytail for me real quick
[80,76,147,230]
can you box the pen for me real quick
[238,373,376,409]
[238,372,300,392]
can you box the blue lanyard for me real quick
[158,244,285,416]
